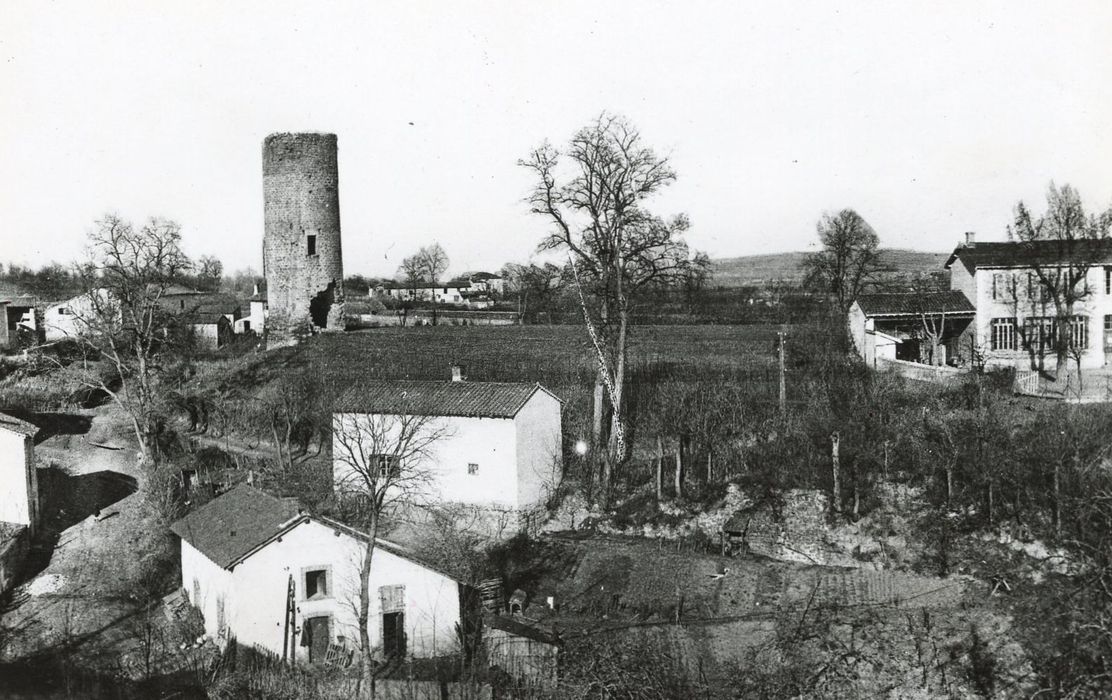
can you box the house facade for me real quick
[332,377,562,528]
[0,413,39,537]
[172,484,464,664]
[945,235,1112,369]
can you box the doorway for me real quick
[305,615,330,663]
[382,612,406,658]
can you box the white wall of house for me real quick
[333,392,561,513]
[0,429,35,535]
[197,519,460,661]
[181,538,234,641]
[43,293,101,341]
[847,302,868,359]
[514,391,562,509]
[968,265,1112,369]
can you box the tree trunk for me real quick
[360,520,379,696]
[655,437,663,502]
[831,432,842,515]
[607,302,628,464]
[674,443,683,500]
[1053,461,1061,539]
[987,482,995,524]
[706,452,713,483]
[592,374,605,450]
[945,465,953,505]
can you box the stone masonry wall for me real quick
[263,132,345,346]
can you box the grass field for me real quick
[301,324,785,387]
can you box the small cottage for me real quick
[170,484,465,664]
[0,412,39,537]
[332,373,563,530]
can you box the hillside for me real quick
[711,248,950,287]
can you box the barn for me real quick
[171,484,465,664]
[332,372,563,532]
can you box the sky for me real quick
[2,1,1111,280]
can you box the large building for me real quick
[263,132,346,347]
[945,235,1112,369]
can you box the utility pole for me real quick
[777,330,787,416]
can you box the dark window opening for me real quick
[382,611,406,658]
[467,463,479,475]
[307,235,317,256]
[305,569,329,600]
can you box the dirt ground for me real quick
[0,404,210,682]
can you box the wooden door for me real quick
[382,611,406,658]
[306,616,330,664]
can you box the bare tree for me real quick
[417,243,449,289]
[332,411,451,691]
[803,209,882,315]
[72,214,192,467]
[1009,182,1112,380]
[520,113,701,504]
[195,255,224,291]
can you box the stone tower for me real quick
[262,132,345,346]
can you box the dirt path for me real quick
[0,404,205,678]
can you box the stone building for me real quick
[263,132,345,347]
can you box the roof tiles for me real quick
[334,380,557,419]
[855,291,975,317]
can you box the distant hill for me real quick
[710,248,950,287]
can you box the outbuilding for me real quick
[332,373,563,532]
[0,412,39,537]
[171,484,465,664]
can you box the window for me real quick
[372,454,401,480]
[304,568,329,600]
[57,307,70,316]
[467,462,479,475]
[1105,315,1112,332]
[216,597,227,635]
[192,578,201,605]
[1070,315,1089,350]
[1023,316,1057,351]
[990,318,1017,351]
[1105,267,1112,294]
[307,234,317,256]
[992,272,1003,301]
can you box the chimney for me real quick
[450,364,465,382]
[964,231,976,247]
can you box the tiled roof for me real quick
[170,484,302,568]
[855,291,975,317]
[945,239,1112,271]
[334,381,559,419]
[170,484,460,578]
[0,412,39,438]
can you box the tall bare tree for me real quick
[520,113,700,503]
[332,411,451,690]
[73,214,192,467]
[1009,182,1112,380]
[803,209,882,315]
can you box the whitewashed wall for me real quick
[216,519,460,661]
[0,430,35,535]
[181,538,234,641]
[514,392,562,509]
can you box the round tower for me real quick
[262,132,345,346]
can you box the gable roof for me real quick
[170,484,301,568]
[334,380,560,419]
[855,291,974,317]
[945,239,1112,271]
[0,412,39,438]
[170,484,461,579]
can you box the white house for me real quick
[945,234,1112,369]
[382,281,473,305]
[171,484,464,664]
[332,375,563,528]
[0,412,39,537]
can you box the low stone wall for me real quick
[877,357,967,386]
[0,523,29,594]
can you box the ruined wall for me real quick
[263,132,345,346]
